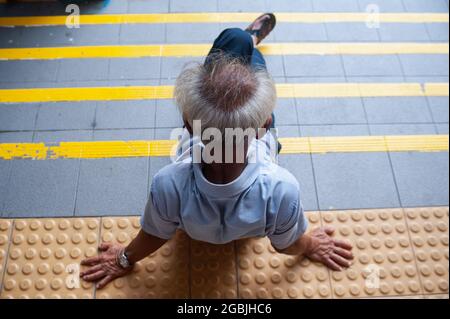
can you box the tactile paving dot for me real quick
[0,219,12,292]
[404,207,449,295]
[322,209,423,298]
[191,241,237,299]
[1,218,99,299]
[237,212,332,299]
[95,217,189,299]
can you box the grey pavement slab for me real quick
[93,129,154,141]
[278,154,319,211]
[0,160,11,206]
[312,152,400,210]
[390,152,449,207]
[0,61,59,83]
[154,127,182,140]
[357,0,405,12]
[284,55,345,77]
[161,57,204,80]
[166,23,220,43]
[35,102,96,131]
[427,97,449,123]
[75,158,149,216]
[296,98,367,125]
[273,23,328,42]
[217,0,267,12]
[0,132,34,143]
[436,123,449,134]
[285,77,347,83]
[0,27,21,48]
[342,55,403,76]
[273,99,298,126]
[17,25,120,47]
[369,124,437,135]
[170,0,218,12]
[119,24,166,44]
[363,97,433,124]
[109,58,161,80]
[57,59,110,82]
[155,100,184,128]
[266,0,313,11]
[402,0,448,12]
[378,23,430,41]
[2,159,79,217]
[399,55,449,77]
[426,23,449,42]
[405,76,449,83]
[312,0,359,12]
[276,125,301,138]
[95,100,156,129]
[128,0,170,13]
[265,55,284,78]
[325,23,379,42]
[346,76,404,83]
[33,130,93,143]
[0,104,39,131]
[300,124,370,137]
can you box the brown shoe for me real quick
[245,13,276,45]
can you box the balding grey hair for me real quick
[174,54,277,136]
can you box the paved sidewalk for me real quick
[0,0,448,299]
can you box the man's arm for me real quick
[274,227,354,271]
[80,229,167,289]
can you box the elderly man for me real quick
[80,14,354,289]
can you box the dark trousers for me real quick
[205,28,277,131]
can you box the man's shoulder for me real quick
[258,162,300,195]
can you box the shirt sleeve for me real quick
[268,197,308,250]
[140,181,179,240]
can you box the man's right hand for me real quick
[80,242,134,289]
[304,227,354,271]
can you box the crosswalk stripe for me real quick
[0,135,447,160]
[0,13,448,27]
[0,83,447,103]
[0,43,447,60]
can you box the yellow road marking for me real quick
[0,83,447,103]
[0,43,448,60]
[0,13,448,27]
[0,135,447,160]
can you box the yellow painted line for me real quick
[0,135,447,160]
[0,42,448,60]
[0,13,448,27]
[1,83,447,103]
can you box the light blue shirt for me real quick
[140,131,308,250]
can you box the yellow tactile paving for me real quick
[404,207,449,295]
[96,217,189,299]
[0,83,448,104]
[0,43,447,60]
[236,212,333,299]
[0,135,448,160]
[1,218,100,299]
[0,220,13,291]
[322,209,425,298]
[190,241,237,299]
[0,207,448,299]
[0,12,447,27]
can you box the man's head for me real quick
[174,54,277,139]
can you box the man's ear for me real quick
[257,116,273,139]
[184,120,193,135]
[264,116,273,130]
